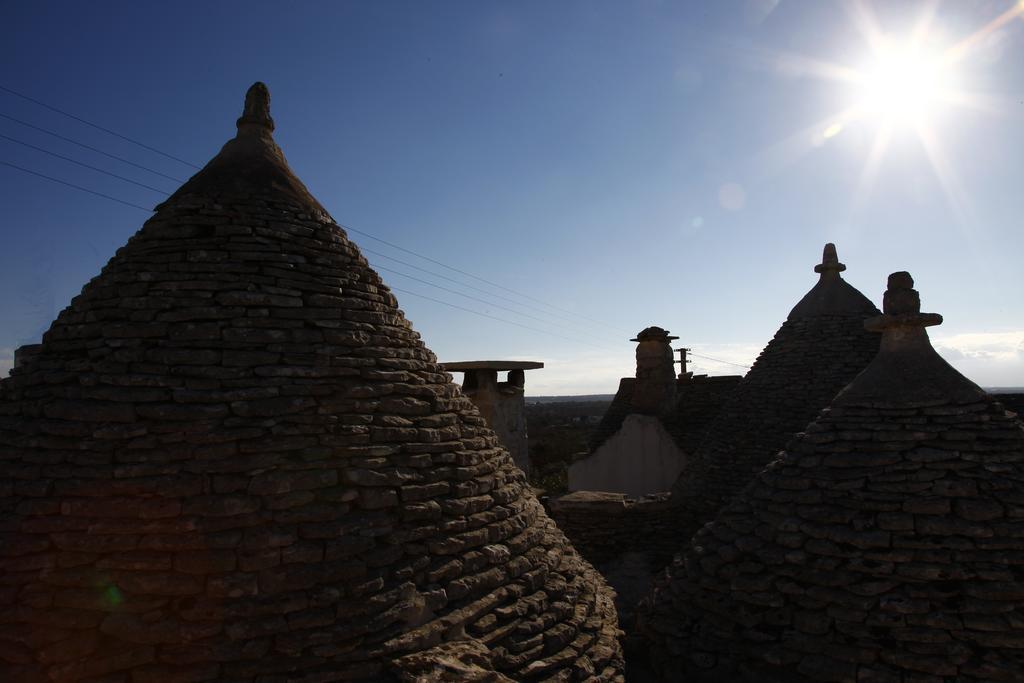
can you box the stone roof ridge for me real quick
[156,82,329,216]
[786,242,878,320]
[834,270,987,406]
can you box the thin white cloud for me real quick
[932,331,1024,388]
[685,342,761,376]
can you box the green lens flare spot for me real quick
[104,584,124,606]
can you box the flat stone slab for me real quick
[442,360,544,371]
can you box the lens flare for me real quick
[103,583,124,607]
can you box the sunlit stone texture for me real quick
[0,83,623,682]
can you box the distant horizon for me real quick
[525,386,1024,400]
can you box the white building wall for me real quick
[568,414,685,497]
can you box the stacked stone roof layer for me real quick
[0,83,623,682]
[670,244,880,544]
[640,273,1024,682]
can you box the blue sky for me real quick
[1,0,1022,394]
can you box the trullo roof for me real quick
[670,244,881,546]
[640,272,1024,682]
[0,83,623,682]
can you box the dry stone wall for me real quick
[547,492,680,641]
[547,492,678,570]
[0,83,623,682]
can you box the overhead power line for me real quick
[3,154,619,346]
[0,161,609,346]
[3,155,752,370]
[371,261,621,342]
[1,160,154,212]
[0,112,186,182]
[0,85,626,336]
[339,221,629,334]
[0,133,171,194]
[0,84,201,169]
[0,89,659,345]
[388,286,615,351]
[363,245,621,338]
[363,245,559,315]
[688,350,751,370]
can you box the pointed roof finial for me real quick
[236,82,275,134]
[835,271,984,404]
[814,242,846,274]
[865,271,942,332]
[786,243,876,319]
[631,326,679,343]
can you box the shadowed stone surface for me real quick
[669,244,880,551]
[639,273,1024,682]
[0,83,623,682]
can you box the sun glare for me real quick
[856,41,952,126]
[750,0,1024,215]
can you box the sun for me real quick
[855,39,953,127]
[749,1,1024,217]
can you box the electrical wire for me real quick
[371,262,618,338]
[0,133,171,194]
[365,249,625,339]
[0,93,752,364]
[0,85,628,336]
[361,245,576,319]
[0,112,186,182]
[0,160,614,349]
[388,286,616,351]
[2,158,751,370]
[0,84,200,169]
[1,161,154,211]
[339,220,629,334]
[688,350,751,369]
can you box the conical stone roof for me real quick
[0,83,623,682]
[670,244,880,545]
[640,272,1024,682]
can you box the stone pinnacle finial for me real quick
[837,270,985,404]
[631,326,679,343]
[883,271,918,315]
[865,271,942,332]
[814,242,846,274]
[236,82,275,133]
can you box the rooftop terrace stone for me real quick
[441,361,544,372]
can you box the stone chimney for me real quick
[631,326,678,414]
[441,360,544,477]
